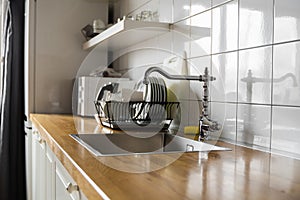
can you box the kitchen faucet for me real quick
[143,66,219,141]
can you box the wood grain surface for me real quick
[31,114,300,200]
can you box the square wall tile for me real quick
[191,0,211,15]
[210,102,237,141]
[158,0,173,22]
[272,106,300,155]
[173,0,190,23]
[188,56,211,101]
[211,51,238,102]
[190,10,212,57]
[275,0,300,43]
[237,104,271,148]
[188,100,202,126]
[172,19,191,57]
[273,41,300,107]
[238,46,273,104]
[239,0,273,49]
[212,0,238,54]
[212,0,232,7]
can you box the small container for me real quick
[141,10,152,21]
[93,19,105,33]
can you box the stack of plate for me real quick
[135,76,167,103]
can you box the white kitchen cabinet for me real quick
[46,145,56,200]
[55,157,87,200]
[29,127,87,200]
[25,127,32,200]
[31,129,46,200]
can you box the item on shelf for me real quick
[81,19,110,41]
[135,10,159,22]
[89,67,122,77]
[81,24,99,40]
[93,19,106,33]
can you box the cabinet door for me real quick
[25,127,32,200]
[46,145,56,200]
[55,159,87,200]
[32,129,46,200]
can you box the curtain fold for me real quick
[0,0,26,200]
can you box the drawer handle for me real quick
[66,182,79,193]
[32,130,38,135]
[38,138,45,144]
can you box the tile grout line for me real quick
[269,0,276,152]
[235,0,240,145]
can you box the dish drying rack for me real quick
[94,101,180,130]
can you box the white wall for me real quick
[28,0,108,114]
[117,0,300,159]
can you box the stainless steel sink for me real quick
[70,133,230,156]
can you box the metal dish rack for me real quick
[94,101,180,130]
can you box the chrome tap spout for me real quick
[143,66,215,85]
[143,66,218,141]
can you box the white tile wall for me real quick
[173,0,190,22]
[272,106,300,156]
[190,10,211,58]
[273,41,300,106]
[118,0,300,158]
[210,102,236,141]
[212,0,238,53]
[158,0,173,23]
[211,51,238,102]
[237,104,271,148]
[239,0,273,49]
[238,46,273,104]
[274,0,300,43]
[212,0,232,7]
[172,19,191,57]
[191,0,211,15]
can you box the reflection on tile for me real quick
[237,104,271,148]
[273,41,300,106]
[128,0,158,20]
[158,0,173,22]
[190,10,211,57]
[176,100,192,132]
[124,48,167,69]
[275,0,300,43]
[272,106,300,155]
[211,51,238,102]
[173,19,191,57]
[210,102,237,141]
[191,0,211,15]
[239,0,273,49]
[238,46,272,104]
[156,32,173,54]
[212,0,238,54]
[212,0,232,7]
[188,56,211,100]
[173,0,190,22]
[188,100,202,126]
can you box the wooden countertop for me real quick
[31,114,300,200]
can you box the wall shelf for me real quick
[82,19,170,51]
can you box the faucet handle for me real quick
[199,124,209,141]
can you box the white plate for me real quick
[153,77,161,102]
[157,77,166,102]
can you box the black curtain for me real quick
[0,0,26,200]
